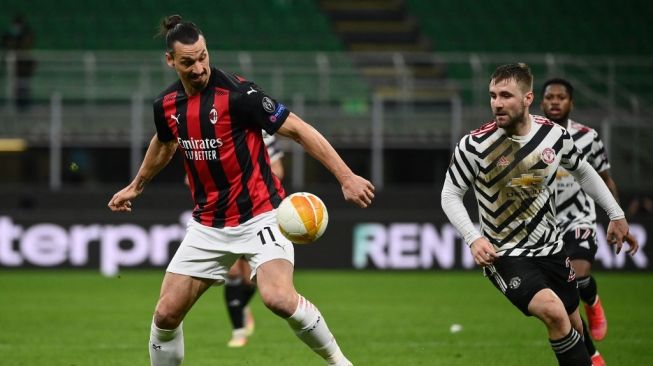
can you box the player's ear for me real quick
[524,91,534,107]
[165,52,175,68]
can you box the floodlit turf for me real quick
[0,270,652,365]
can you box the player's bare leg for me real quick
[529,289,591,366]
[225,258,256,347]
[150,273,214,366]
[256,259,352,366]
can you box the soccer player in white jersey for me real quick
[223,130,284,348]
[441,63,638,366]
[541,78,637,365]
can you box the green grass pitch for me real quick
[1,270,652,365]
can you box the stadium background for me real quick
[1,1,653,365]
[1,0,651,272]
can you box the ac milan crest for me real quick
[209,107,218,124]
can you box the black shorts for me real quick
[484,251,579,316]
[562,228,597,263]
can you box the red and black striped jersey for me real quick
[153,67,289,228]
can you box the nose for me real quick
[192,61,203,74]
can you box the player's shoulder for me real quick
[469,120,498,137]
[532,114,557,127]
[568,119,597,135]
[211,68,254,93]
[532,114,567,135]
[154,80,183,105]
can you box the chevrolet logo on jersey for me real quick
[508,174,544,188]
[555,170,571,179]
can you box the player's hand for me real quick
[470,237,499,266]
[341,174,375,208]
[606,218,638,255]
[107,185,140,212]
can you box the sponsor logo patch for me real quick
[262,97,275,113]
[269,103,286,122]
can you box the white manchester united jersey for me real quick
[555,120,610,234]
[445,115,583,257]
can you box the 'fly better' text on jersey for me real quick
[153,68,289,229]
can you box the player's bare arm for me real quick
[108,135,178,212]
[277,112,375,208]
[470,237,499,266]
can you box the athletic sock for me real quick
[286,295,352,365]
[225,280,246,329]
[549,328,591,366]
[577,276,598,305]
[581,318,597,355]
[149,322,184,366]
[241,283,257,306]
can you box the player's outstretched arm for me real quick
[108,134,178,212]
[276,113,375,208]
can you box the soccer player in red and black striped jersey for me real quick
[108,15,374,366]
[441,64,637,366]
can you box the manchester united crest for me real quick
[541,147,556,165]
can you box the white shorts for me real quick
[167,210,294,283]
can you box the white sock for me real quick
[286,295,352,366]
[149,321,184,366]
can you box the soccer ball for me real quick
[276,192,329,244]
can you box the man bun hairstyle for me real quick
[541,78,574,100]
[490,63,533,93]
[157,15,203,53]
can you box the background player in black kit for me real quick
[108,15,374,366]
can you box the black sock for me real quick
[577,276,597,305]
[241,283,257,306]
[225,282,245,329]
[581,318,597,356]
[550,328,591,366]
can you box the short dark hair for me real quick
[157,15,203,53]
[541,78,574,100]
[490,63,533,92]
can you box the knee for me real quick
[533,299,569,330]
[259,287,297,317]
[153,303,184,330]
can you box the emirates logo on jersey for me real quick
[541,148,556,165]
[209,107,218,125]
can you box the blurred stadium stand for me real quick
[0,0,652,199]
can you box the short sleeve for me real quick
[232,81,291,135]
[153,97,174,142]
